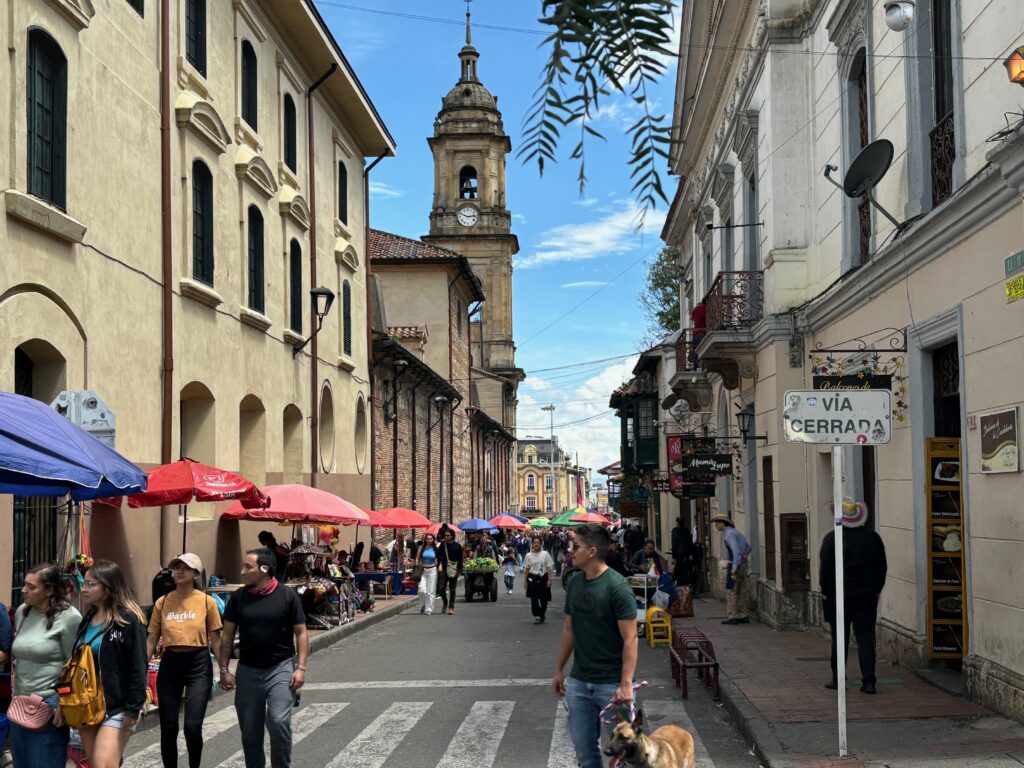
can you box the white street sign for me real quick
[782,389,892,445]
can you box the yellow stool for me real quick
[645,606,672,649]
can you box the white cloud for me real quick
[369,181,404,199]
[560,281,609,289]
[513,213,528,223]
[574,197,600,208]
[515,200,666,269]
[518,358,639,473]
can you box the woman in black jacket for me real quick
[76,559,148,768]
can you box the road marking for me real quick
[304,678,549,690]
[547,701,577,768]
[326,700,432,768]
[643,699,716,768]
[214,703,343,768]
[123,705,239,768]
[438,700,515,768]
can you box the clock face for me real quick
[457,206,479,227]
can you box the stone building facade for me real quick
[664,0,1024,720]
[0,0,394,601]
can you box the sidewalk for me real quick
[678,597,1024,768]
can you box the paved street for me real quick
[124,580,759,768]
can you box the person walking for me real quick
[0,594,11,714]
[515,533,529,572]
[257,531,289,580]
[501,548,517,594]
[524,536,554,624]
[712,514,752,625]
[147,553,223,768]
[819,499,888,694]
[75,560,148,768]
[437,527,464,615]
[217,548,308,768]
[552,524,638,768]
[605,540,629,577]
[8,564,81,768]
[415,533,439,615]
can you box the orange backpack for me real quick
[57,642,106,728]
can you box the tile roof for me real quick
[387,324,428,341]
[369,229,486,302]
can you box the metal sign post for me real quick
[782,389,893,758]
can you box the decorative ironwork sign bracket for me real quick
[810,327,907,355]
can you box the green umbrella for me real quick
[550,509,584,527]
[528,517,551,528]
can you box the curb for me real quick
[136,596,417,732]
[713,668,793,768]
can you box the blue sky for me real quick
[318,1,679,471]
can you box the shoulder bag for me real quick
[444,544,459,579]
[9,611,54,731]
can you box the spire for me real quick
[465,0,472,45]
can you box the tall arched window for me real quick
[191,160,214,285]
[186,0,206,76]
[459,166,478,199]
[283,94,297,172]
[850,49,871,266]
[526,474,536,491]
[241,40,258,130]
[247,205,264,312]
[27,30,68,210]
[338,161,348,224]
[289,239,302,333]
[342,280,352,356]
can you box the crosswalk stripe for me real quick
[303,678,549,690]
[438,700,515,768]
[643,699,715,768]
[547,702,577,768]
[123,705,239,768]
[325,700,432,768]
[214,702,343,768]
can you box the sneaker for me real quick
[721,618,740,625]
[736,616,750,624]
[860,681,877,694]
[420,606,425,614]
[824,679,838,690]
[447,608,454,615]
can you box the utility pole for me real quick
[542,404,555,515]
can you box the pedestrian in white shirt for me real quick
[523,536,555,624]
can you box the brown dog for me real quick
[605,709,696,768]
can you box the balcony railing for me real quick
[674,328,702,372]
[930,111,955,207]
[702,270,764,331]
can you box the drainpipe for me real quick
[364,152,385,510]
[306,64,338,489]
[159,0,174,565]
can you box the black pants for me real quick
[157,648,213,768]
[527,575,549,619]
[438,569,458,610]
[828,594,878,685]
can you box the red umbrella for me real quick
[222,484,369,526]
[426,521,461,537]
[569,511,612,525]
[375,507,432,529]
[123,458,268,550]
[365,509,404,528]
[490,514,528,530]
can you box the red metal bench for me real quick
[668,623,719,700]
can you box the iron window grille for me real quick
[27,30,67,211]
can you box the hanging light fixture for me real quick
[1005,46,1024,86]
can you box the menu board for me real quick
[926,438,967,659]
[979,408,1019,474]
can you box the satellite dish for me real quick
[661,393,679,411]
[843,139,894,198]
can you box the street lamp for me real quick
[542,404,556,515]
[292,286,336,357]
[1005,46,1024,86]
[735,407,768,443]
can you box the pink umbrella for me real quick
[490,514,528,530]
[569,511,612,525]
[365,509,404,528]
[376,507,432,529]
[222,484,369,526]
[426,522,461,537]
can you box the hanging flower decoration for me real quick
[812,353,909,423]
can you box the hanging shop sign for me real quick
[650,475,672,493]
[979,407,1019,474]
[782,390,892,445]
[675,483,716,499]
[812,374,892,391]
[679,454,734,476]
[667,435,717,491]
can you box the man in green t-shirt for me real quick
[553,524,638,768]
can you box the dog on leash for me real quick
[605,709,696,768]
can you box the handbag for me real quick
[410,564,424,582]
[444,544,459,579]
[9,693,53,731]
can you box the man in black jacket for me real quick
[437,527,464,615]
[819,499,887,694]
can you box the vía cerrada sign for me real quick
[813,374,892,391]
[782,390,893,445]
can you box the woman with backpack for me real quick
[147,553,223,768]
[8,564,81,768]
[74,560,148,768]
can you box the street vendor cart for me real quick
[463,557,499,602]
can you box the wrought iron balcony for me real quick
[674,328,702,373]
[702,270,764,331]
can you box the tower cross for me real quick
[465,0,472,45]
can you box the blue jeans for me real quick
[235,659,295,768]
[565,677,620,768]
[9,695,69,768]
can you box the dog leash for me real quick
[599,680,648,725]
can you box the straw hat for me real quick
[829,497,868,527]
[710,513,732,526]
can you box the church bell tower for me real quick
[423,5,523,429]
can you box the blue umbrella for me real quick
[458,518,498,533]
[491,513,529,524]
[0,392,147,500]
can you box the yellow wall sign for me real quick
[1006,274,1024,304]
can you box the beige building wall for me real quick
[0,0,392,601]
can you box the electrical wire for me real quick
[315,1,546,36]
